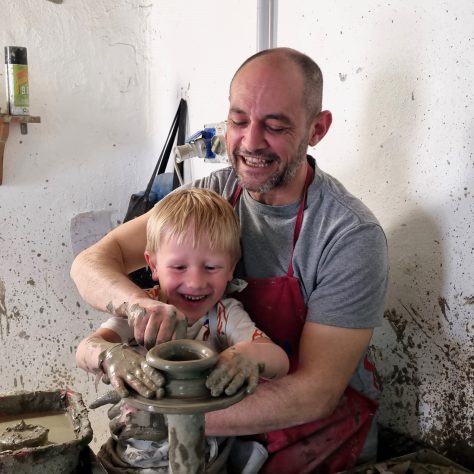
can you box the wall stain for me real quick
[380,300,473,467]
[0,279,7,339]
[464,296,474,305]
[437,296,450,322]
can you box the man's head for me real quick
[226,47,332,204]
[231,47,324,122]
[144,188,240,321]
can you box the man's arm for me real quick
[70,210,187,348]
[205,321,373,436]
[70,212,151,311]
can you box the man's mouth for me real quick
[241,156,274,168]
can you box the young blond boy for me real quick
[76,188,289,472]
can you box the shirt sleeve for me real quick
[308,223,388,328]
[99,317,133,343]
[212,298,268,350]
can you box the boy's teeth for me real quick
[185,295,205,301]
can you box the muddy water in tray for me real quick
[0,390,93,473]
[0,411,77,447]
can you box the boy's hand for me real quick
[107,400,167,442]
[100,344,165,399]
[206,346,263,397]
[106,297,188,350]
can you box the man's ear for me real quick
[308,110,332,147]
[144,251,159,280]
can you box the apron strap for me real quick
[287,164,314,277]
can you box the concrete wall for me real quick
[0,0,472,464]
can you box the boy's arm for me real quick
[76,327,122,373]
[76,327,165,399]
[206,338,289,397]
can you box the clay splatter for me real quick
[438,296,450,322]
[464,296,474,305]
[0,279,7,338]
[378,300,474,468]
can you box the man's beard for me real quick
[231,139,308,194]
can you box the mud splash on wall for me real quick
[0,279,25,340]
[375,297,474,468]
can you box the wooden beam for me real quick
[0,115,41,185]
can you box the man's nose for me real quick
[242,122,266,152]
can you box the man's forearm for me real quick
[70,242,146,313]
[70,211,151,313]
[205,370,338,436]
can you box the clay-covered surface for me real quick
[0,419,49,450]
[341,449,473,474]
[0,389,93,473]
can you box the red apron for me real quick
[230,165,378,473]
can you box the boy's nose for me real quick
[186,269,206,289]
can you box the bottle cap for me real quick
[5,46,28,65]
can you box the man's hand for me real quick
[206,346,262,397]
[106,297,188,349]
[101,344,165,398]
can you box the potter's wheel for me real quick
[124,386,247,414]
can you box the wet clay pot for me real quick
[146,340,218,399]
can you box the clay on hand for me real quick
[101,344,165,399]
[205,346,262,397]
[108,400,167,442]
[106,300,188,349]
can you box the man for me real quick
[71,47,388,473]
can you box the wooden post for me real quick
[0,115,41,185]
[0,121,10,185]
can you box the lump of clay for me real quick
[0,420,49,451]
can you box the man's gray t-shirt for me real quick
[189,157,388,400]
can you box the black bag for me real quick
[125,99,187,288]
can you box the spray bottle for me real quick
[175,122,228,164]
[5,46,29,116]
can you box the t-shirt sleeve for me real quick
[308,223,388,328]
[215,298,268,349]
[100,316,134,343]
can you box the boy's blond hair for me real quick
[146,188,241,263]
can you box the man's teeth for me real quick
[184,295,205,301]
[243,156,271,167]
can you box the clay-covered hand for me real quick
[106,297,188,350]
[107,400,167,442]
[206,345,263,397]
[100,343,165,399]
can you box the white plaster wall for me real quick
[0,0,472,465]
[276,0,474,465]
[0,0,255,452]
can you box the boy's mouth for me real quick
[183,294,206,302]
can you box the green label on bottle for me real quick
[7,64,29,113]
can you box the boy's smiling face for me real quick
[145,230,235,323]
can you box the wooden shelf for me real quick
[0,114,41,185]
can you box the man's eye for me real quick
[266,125,285,133]
[229,119,247,128]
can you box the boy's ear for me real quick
[228,260,238,281]
[144,251,159,280]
